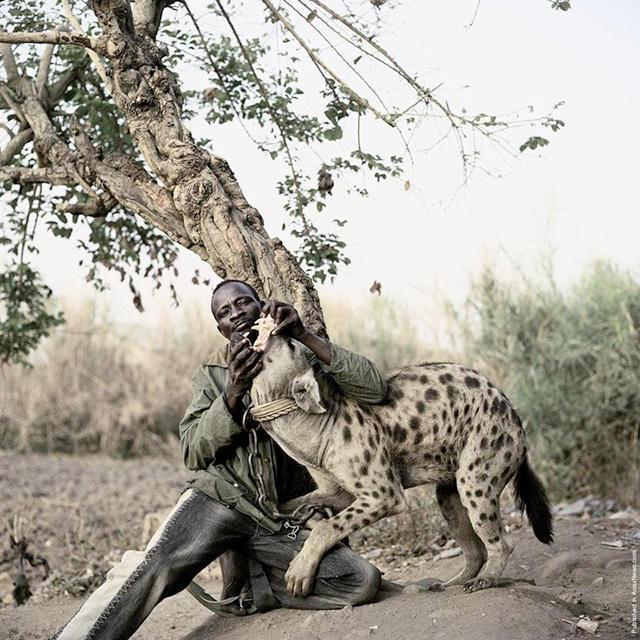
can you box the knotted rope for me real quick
[250,397,299,422]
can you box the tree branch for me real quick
[0,165,73,186]
[35,40,58,98]
[179,0,261,147]
[95,154,207,259]
[0,84,26,124]
[56,195,115,218]
[0,122,14,137]
[259,0,395,126]
[0,43,18,83]
[61,0,112,91]
[283,0,388,112]
[130,0,179,39]
[0,31,100,50]
[49,63,86,103]
[212,0,307,215]
[90,0,135,35]
[0,127,34,165]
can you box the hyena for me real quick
[249,321,553,598]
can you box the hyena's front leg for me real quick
[285,489,406,597]
[281,486,354,516]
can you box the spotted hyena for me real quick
[250,332,553,599]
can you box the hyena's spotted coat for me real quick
[251,337,553,598]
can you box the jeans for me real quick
[52,489,380,639]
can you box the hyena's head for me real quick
[249,316,325,414]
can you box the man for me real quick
[51,279,387,640]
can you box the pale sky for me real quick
[2,0,639,337]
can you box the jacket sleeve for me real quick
[315,342,387,404]
[178,366,245,471]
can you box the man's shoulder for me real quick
[202,344,229,368]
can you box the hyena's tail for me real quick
[514,454,554,544]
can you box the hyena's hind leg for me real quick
[457,452,518,592]
[435,482,487,587]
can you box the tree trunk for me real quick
[0,1,326,335]
[85,0,326,334]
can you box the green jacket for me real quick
[179,341,387,532]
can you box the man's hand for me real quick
[262,300,307,340]
[261,300,332,365]
[225,333,263,414]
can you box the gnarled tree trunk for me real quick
[0,0,326,334]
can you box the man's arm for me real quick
[178,367,246,471]
[262,300,387,404]
[179,335,264,470]
[312,341,387,404]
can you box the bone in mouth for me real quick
[249,315,277,352]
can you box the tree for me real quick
[0,0,565,365]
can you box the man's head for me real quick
[211,280,263,340]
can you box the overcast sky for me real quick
[3,0,639,335]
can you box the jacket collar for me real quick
[203,344,229,368]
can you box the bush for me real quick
[456,260,640,506]
[0,300,222,457]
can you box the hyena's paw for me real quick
[463,576,535,592]
[285,552,318,598]
[463,576,497,592]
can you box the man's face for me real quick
[211,282,263,340]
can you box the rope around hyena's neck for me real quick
[250,397,299,422]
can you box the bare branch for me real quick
[61,0,112,91]
[36,43,57,98]
[282,0,389,112]
[0,127,34,164]
[0,165,73,186]
[259,0,395,126]
[212,0,308,214]
[0,31,100,50]
[0,84,26,124]
[0,43,18,83]
[179,1,261,146]
[49,63,86,103]
[56,195,115,217]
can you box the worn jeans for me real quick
[52,489,380,639]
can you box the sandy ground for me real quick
[0,454,636,639]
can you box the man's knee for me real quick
[347,559,381,605]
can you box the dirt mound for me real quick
[0,454,636,639]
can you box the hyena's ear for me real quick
[291,370,326,414]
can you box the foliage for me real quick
[455,260,640,506]
[0,0,567,362]
[0,260,64,365]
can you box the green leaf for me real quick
[519,136,550,152]
[324,126,343,141]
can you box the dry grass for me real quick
[0,299,223,458]
[0,294,451,458]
